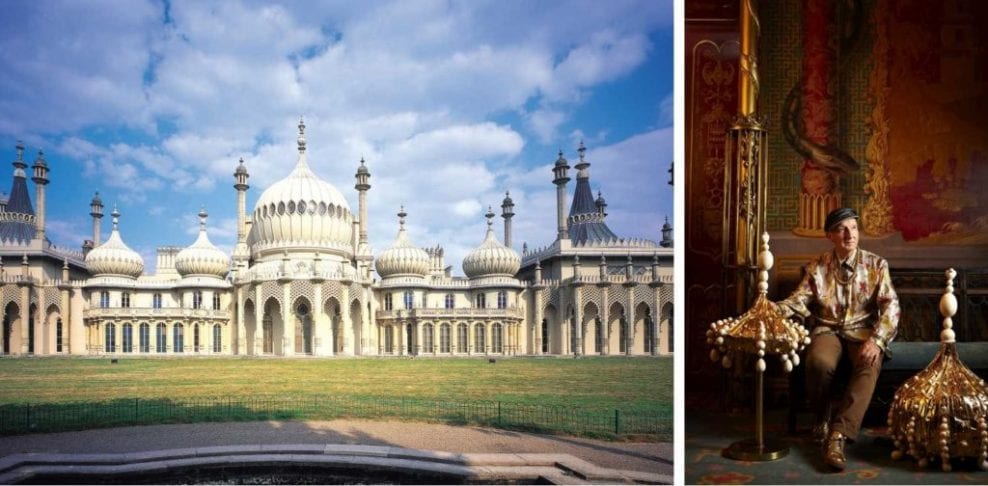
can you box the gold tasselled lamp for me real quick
[707,232,811,461]
[888,268,988,471]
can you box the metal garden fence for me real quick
[0,395,671,441]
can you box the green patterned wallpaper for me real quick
[760,0,875,231]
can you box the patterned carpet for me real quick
[686,409,988,484]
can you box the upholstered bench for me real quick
[788,341,988,434]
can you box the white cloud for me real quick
[0,0,671,274]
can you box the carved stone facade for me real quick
[1,122,673,358]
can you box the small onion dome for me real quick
[375,206,429,278]
[235,158,248,175]
[85,207,144,278]
[554,149,568,168]
[707,233,810,373]
[463,207,521,279]
[175,208,229,278]
[888,268,988,471]
[356,158,369,176]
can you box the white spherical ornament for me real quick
[756,358,766,372]
[783,360,793,373]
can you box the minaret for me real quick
[354,157,371,255]
[31,149,49,242]
[89,191,103,246]
[595,191,607,218]
[661,216,673,248]
[552,149,570,241]
[234,158,249,242]
[500,191,514,248]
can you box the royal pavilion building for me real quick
[0,120,673,358]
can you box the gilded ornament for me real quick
[887,268,988,471]
[707,233,811,461]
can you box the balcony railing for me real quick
[376,307,524,320]
[83,307,230,320]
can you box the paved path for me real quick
[0,420,672,481]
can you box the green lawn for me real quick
[0,356,671,439]
[0,356,670,412]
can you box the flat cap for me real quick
[825,207,859,232]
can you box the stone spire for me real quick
[32,149,49,242]
[0,141,37,243]
[501,191,514,248]
[567,142,618,244]
[355,157,371,255]
[89,191,103,246]
[297,116,307,153]
[552,149,570,241]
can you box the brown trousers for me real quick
[805,333,882,441]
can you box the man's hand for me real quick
[858,339,882,367]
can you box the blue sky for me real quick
[0,0,673,274]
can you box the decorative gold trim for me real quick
[862,0,895,236]
[738,0,760,117]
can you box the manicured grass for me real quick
[0,356,670,412]
[0,356,671,439]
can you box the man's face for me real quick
[827,218,858,257]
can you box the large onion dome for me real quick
[85,207,144,278]
[463,207,521,278]
[375,207,430,278]
[248,118,354,261]
[175,208,229,278]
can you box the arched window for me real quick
[121,293,131,308]
[595,318,603,354]
[492,323,503,354]
[619,316,627,353]
[404,290,414,310]
[212,293,221,310]
[139,323,150,353]
[122,323,133,353]
[457,323,468,353]
[423,324,434,352]
[444,294,454,309]
[643,308,653,353]
[497,291,507,309]
[193,324,201,353]
[475,293,486,309]
[173,324,184,353]
[541,319,549,353]
[384,326,394,354]
[156,323,167,353]
[192,291,203,310]
[213,324,222,353]
[440,323,451,353]
[263,316,273,354]
[105,323,116,353]
[384,293,393,311]
[475,324,486,353]
[153,293,162,309]
[100,291,110,308]
[56,318,63,353]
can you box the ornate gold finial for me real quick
[707,232,811,461]
[707,232,810,372]
[888,268,988,471]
